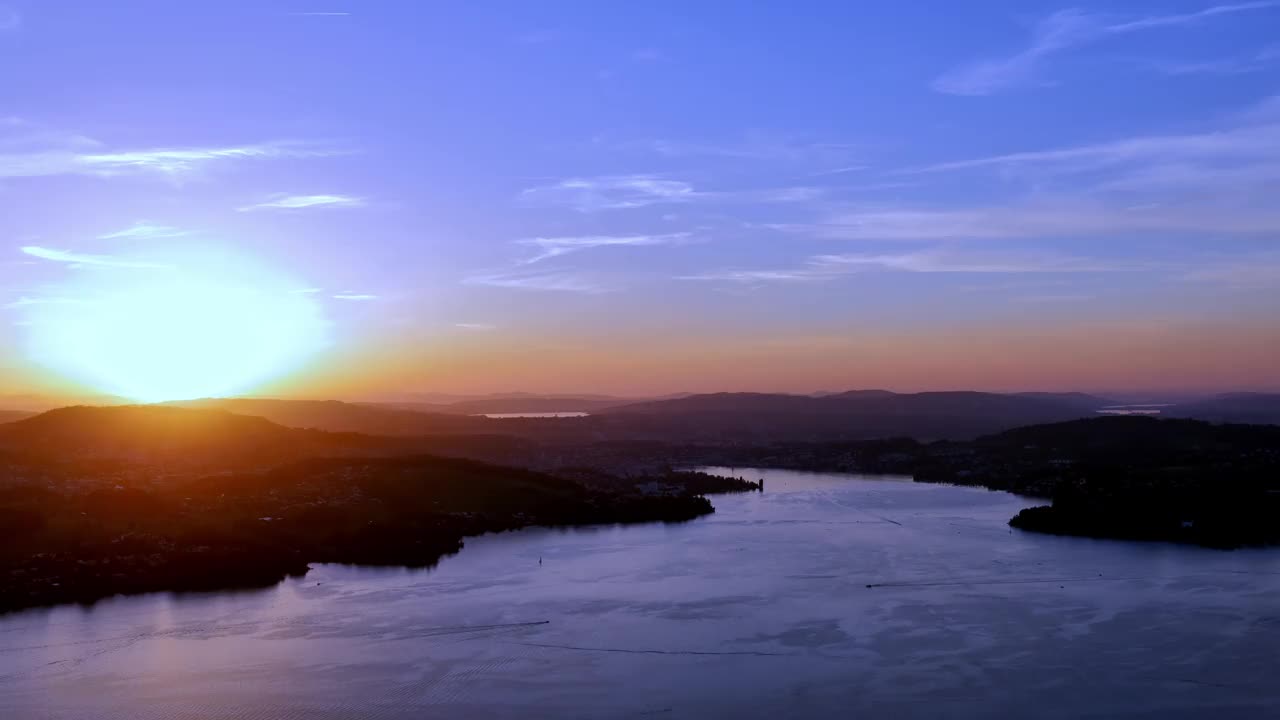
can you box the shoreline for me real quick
[1,471,761,616]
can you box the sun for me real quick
[21,253,330,403]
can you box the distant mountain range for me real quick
[591,390,1114,441]
[169,391,1112,442]
[165,398,490,435]
[356,391,644,405]
[0,405,389,468]
[0,405,531,469]
[379,396,639,415]
[1163,393,1280,426]
[0,393,127,412]
[0,410,34,425]
[602,390,1114,415]
[3,391,1278,450]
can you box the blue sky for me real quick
[2,1,1278,397]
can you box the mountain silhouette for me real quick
[0,410,34,425]
[164,398,492,435]
[0,405,406,468]
[412,396,631,415]
[603,390,1107,415]
[1168,393,1280,425]
[597,390,1109,441]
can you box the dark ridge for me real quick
[0,406,757,613]
[0,410,35,425]
[592,390,1105,441]
[1167,392,1280,426]
[165,397,493,436]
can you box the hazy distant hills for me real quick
[0,405,531,469]
[0,406,395,468]
[1164,393,1280,426]
[3,390,1276,457]
[1011,392,1116,409]
[384,396,636,415]
[166,398,492,435]
[358,392,668,415]
[595,390,1111,441]
[359,391,638,405]
[0,392,1111,459]
[602,390,1114,416]
[0,393,127,412]
[0,410,35,425]
[979,414,1280,455]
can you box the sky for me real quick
[1,0,1278,400]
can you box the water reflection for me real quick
[479,412,590,418]
[2,468,1277,719]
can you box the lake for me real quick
[2,468,1277,719]
[480,412,591,419]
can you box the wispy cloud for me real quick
[520,174,825,212]
[239,194,364,211]
[680,249,1124,284]
[812,251,1122,274]
[455,322,497,330]
[517,232,691,264]
[98,222,188,240]
[1150,44,1280,76]
[910,121,1280,177]
[520,175,697,212]
[332,293,378,300]
[1,141,339,179]
[777,202,1280,241]
[628,134,861,164]
[1184,254,1280,289]
[1018,293,1096,304]
[677,268,826,284]
[465,269,606,293]
[3,296,81,310]
[934,9,1098,96]
[79,144,327,176]
[1106,1,1280,32]
[882,95,1280,235]
[934,2,1280,95]
[809,165,868,177]
[747,187,826,203]
[21,246,167,269]
[768,97,1280,243]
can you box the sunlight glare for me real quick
[22,253,330,403]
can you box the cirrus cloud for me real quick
[1,142,341,179]
[20,246,168,269]
[238,194,365,212]
[517,232,692,264]
[464,269,606,293]
[934,2,1280,95]
[98,222,189,240]
[520,175,697,212]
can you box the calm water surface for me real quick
[479,412,590,419]
[2,468,1277,719]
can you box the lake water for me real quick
[480,412,590,418]
[1097,404,1171,416]
[2,468,1278,719]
